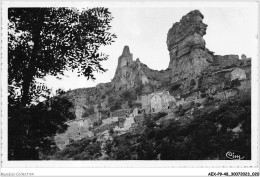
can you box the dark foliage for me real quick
[107,96,115,104]
[120,90,137,101]
[135,83,143,96]
[9,7,116,106]
[8,7,116,160]
[102,95,251,160]
[110,100,122,112]
[55,138,102,160]
[82,106,95,118]
[8,97,75,160]
[170,82,182,92]
[153,112,168,121]
[101,94,106,99]
[56,88,66,96]
[231,79,241,88]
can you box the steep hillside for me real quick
[54,93,251,160]
[50,10,251,159]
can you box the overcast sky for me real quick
[39,2,258,93]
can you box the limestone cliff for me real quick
[53,10,251,152]
[110,10,244,95]
[64,10,247,120]
[165,10,244,94]
[167,10,214,83]
[112,46,171,91]
[62,10,247,119]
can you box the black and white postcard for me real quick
[1,0,259,176]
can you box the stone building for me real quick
[74,105,83,119]
[214,55,241,68]
[213,89,238,100]
[151,94,163,112]
[123,116,135,130]
[102,117,118,125]
[231,68,246,81]
[141,94,152,113]
[132,107,139,117]
[134,115,144,124]
[93,122,118,135]
[54,118,94,150]
[151,91,176,113]
[141,90,176,113]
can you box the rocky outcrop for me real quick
[167,10,207,51]
[112,46,171,91]
[112,46,141,90]
[214,55,241,68]
[53,10,251,154]
[167,10,214,83]
[112,10,244,93]
[115,46,134,69]
[63,10,248,120]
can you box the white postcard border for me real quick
[1,0,259,169]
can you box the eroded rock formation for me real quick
[62,9,249,121]
[112,46,171,91]
[166,10,214,83]
[54,10,251,151]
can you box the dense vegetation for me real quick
[8,97,75,160]
[54,94,251,160]
[8,7,116,160]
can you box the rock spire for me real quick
[166,10,214,83]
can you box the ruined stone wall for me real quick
[54,119,94,150]
[102,117,118,125]
[123,116,135,130]
[242,66,251,78]
[225,89,239,98]
[213,89,238,100]
[151,94,163,113]
[194,97,208,105]
[231,68,246,81]
[88,112,101,125]
[134,115,144,124]
[62,87,103,120]
[214,55,241,68]
[141,95,151,110]
[93,121,118,135]
[111,109,131,118]
[238,80,251,92]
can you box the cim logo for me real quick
[223,149,247,160]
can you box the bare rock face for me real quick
[112,46,171,91]
[65,10,245,115]
[65,10,246,119]
[167,10,207,51]
[112,46,143,90]
[55,10,251,151]
[112,10,242,93]
[116,46,133,68]
[167,10,214,83]
[214,55,241,68]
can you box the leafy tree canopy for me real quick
[8,7,116,105]
[8,7,116,160]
